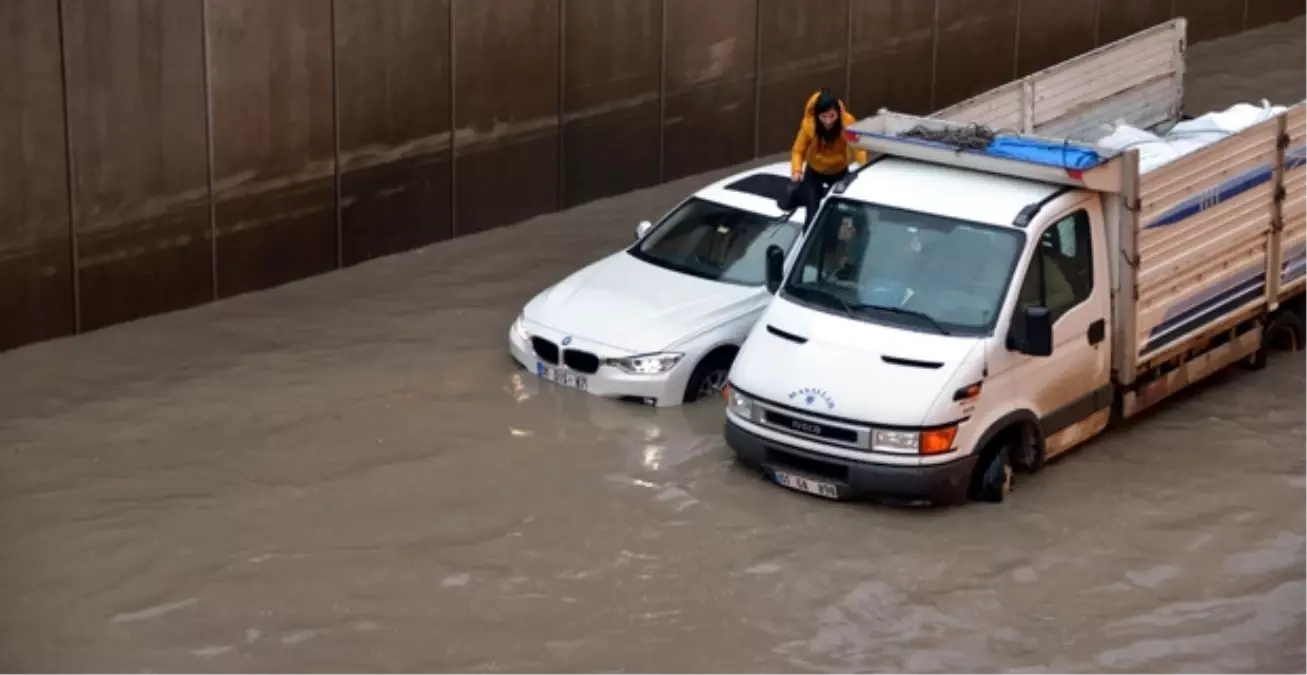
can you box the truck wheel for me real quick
[1244,310,1303,370]
[969,441,1013,503]
[682,350,735,403]
[1011,423,1045,474]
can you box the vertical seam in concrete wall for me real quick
[56,0,81,333]
[449,0,458,236]
[1012,0,1023,78]
[1091,0,1102,46]
[201,0,218,300]
[1240,0,1250,31]
[1170,0,1178,18]
[558,0,566,207]
[752,0,762,158]
[928,0,940,111]
[330,0,342,269]
[843,0,853,101]
[657,0,667,183]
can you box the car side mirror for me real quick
[765,245,785,294]
[1008,306,1053,357]
[635,220,653,240]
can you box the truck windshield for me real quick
[781,198,1025,336]
[629,198,800,286]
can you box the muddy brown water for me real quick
[1,19,1305,674]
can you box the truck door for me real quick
[1011,199,1113,460]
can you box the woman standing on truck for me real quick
[790,89,868,228]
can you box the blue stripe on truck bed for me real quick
[1144,145,1305,230]
[1142,241,1307,356]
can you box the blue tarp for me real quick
[984,137,1103,170]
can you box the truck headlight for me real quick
[872,426,958,455]
[726,386,754,419]
[872,429,918,453]
[604,352,683,375]
[511,315,529,342]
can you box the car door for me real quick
[1010,200,1113,460]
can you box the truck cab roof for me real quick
[843,157,1064,228]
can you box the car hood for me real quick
[524,251,765,353]
[730,296,984,426]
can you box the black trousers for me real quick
[796,166,848,228]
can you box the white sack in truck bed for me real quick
[1097,100,1290,173]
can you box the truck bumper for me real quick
[725,417,977,504]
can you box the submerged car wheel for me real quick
[683,350,735,403]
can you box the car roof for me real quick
[695,162,802,222]
[841,157,1061,227]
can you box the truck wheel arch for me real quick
[1266,306,1304,352]
[1245,308,1305,371]
[973,410,1046,473]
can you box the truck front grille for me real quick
[763,409,859,444]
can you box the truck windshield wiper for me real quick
[855,304,951,336]
[786,284,856,318]
[787,286,951,335]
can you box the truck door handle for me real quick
[1088,319,1105,345]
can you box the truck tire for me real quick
[1245,310,1303,370]
[969,440,1014,503]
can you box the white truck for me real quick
[722,18,1306,505]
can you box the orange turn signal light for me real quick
[919,426,958,455]
[952,381,983,401]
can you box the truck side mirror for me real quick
[765,245,785,294]
[1009,306,1053,357]
[635,220,653,240]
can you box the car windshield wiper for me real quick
[785,284,856,318]
[855,303,951,335]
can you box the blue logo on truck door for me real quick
[789,387,835,410]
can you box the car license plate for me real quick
[537,362,588,391]
[772,469,839,499]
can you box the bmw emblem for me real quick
[561,336,573,346]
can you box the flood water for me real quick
[1,18,1304,674]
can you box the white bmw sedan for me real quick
[509,162,805,407]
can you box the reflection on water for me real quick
[506,372,534,403]
[641,444,664,471]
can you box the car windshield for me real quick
[781,198,1025,336]
[629,198,800,286]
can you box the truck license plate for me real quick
[772,469,839,499]
[537,362,588,391]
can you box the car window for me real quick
[629,198,800,286]
[1016,209,1093,323]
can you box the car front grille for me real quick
[563,349,599,374]
[531,337,559,365]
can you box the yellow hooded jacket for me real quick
[791,91,867,177]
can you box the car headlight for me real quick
[603,352,683,375]
[511,315,529,342]
[726,386,754,419]
[872,426,958,455]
